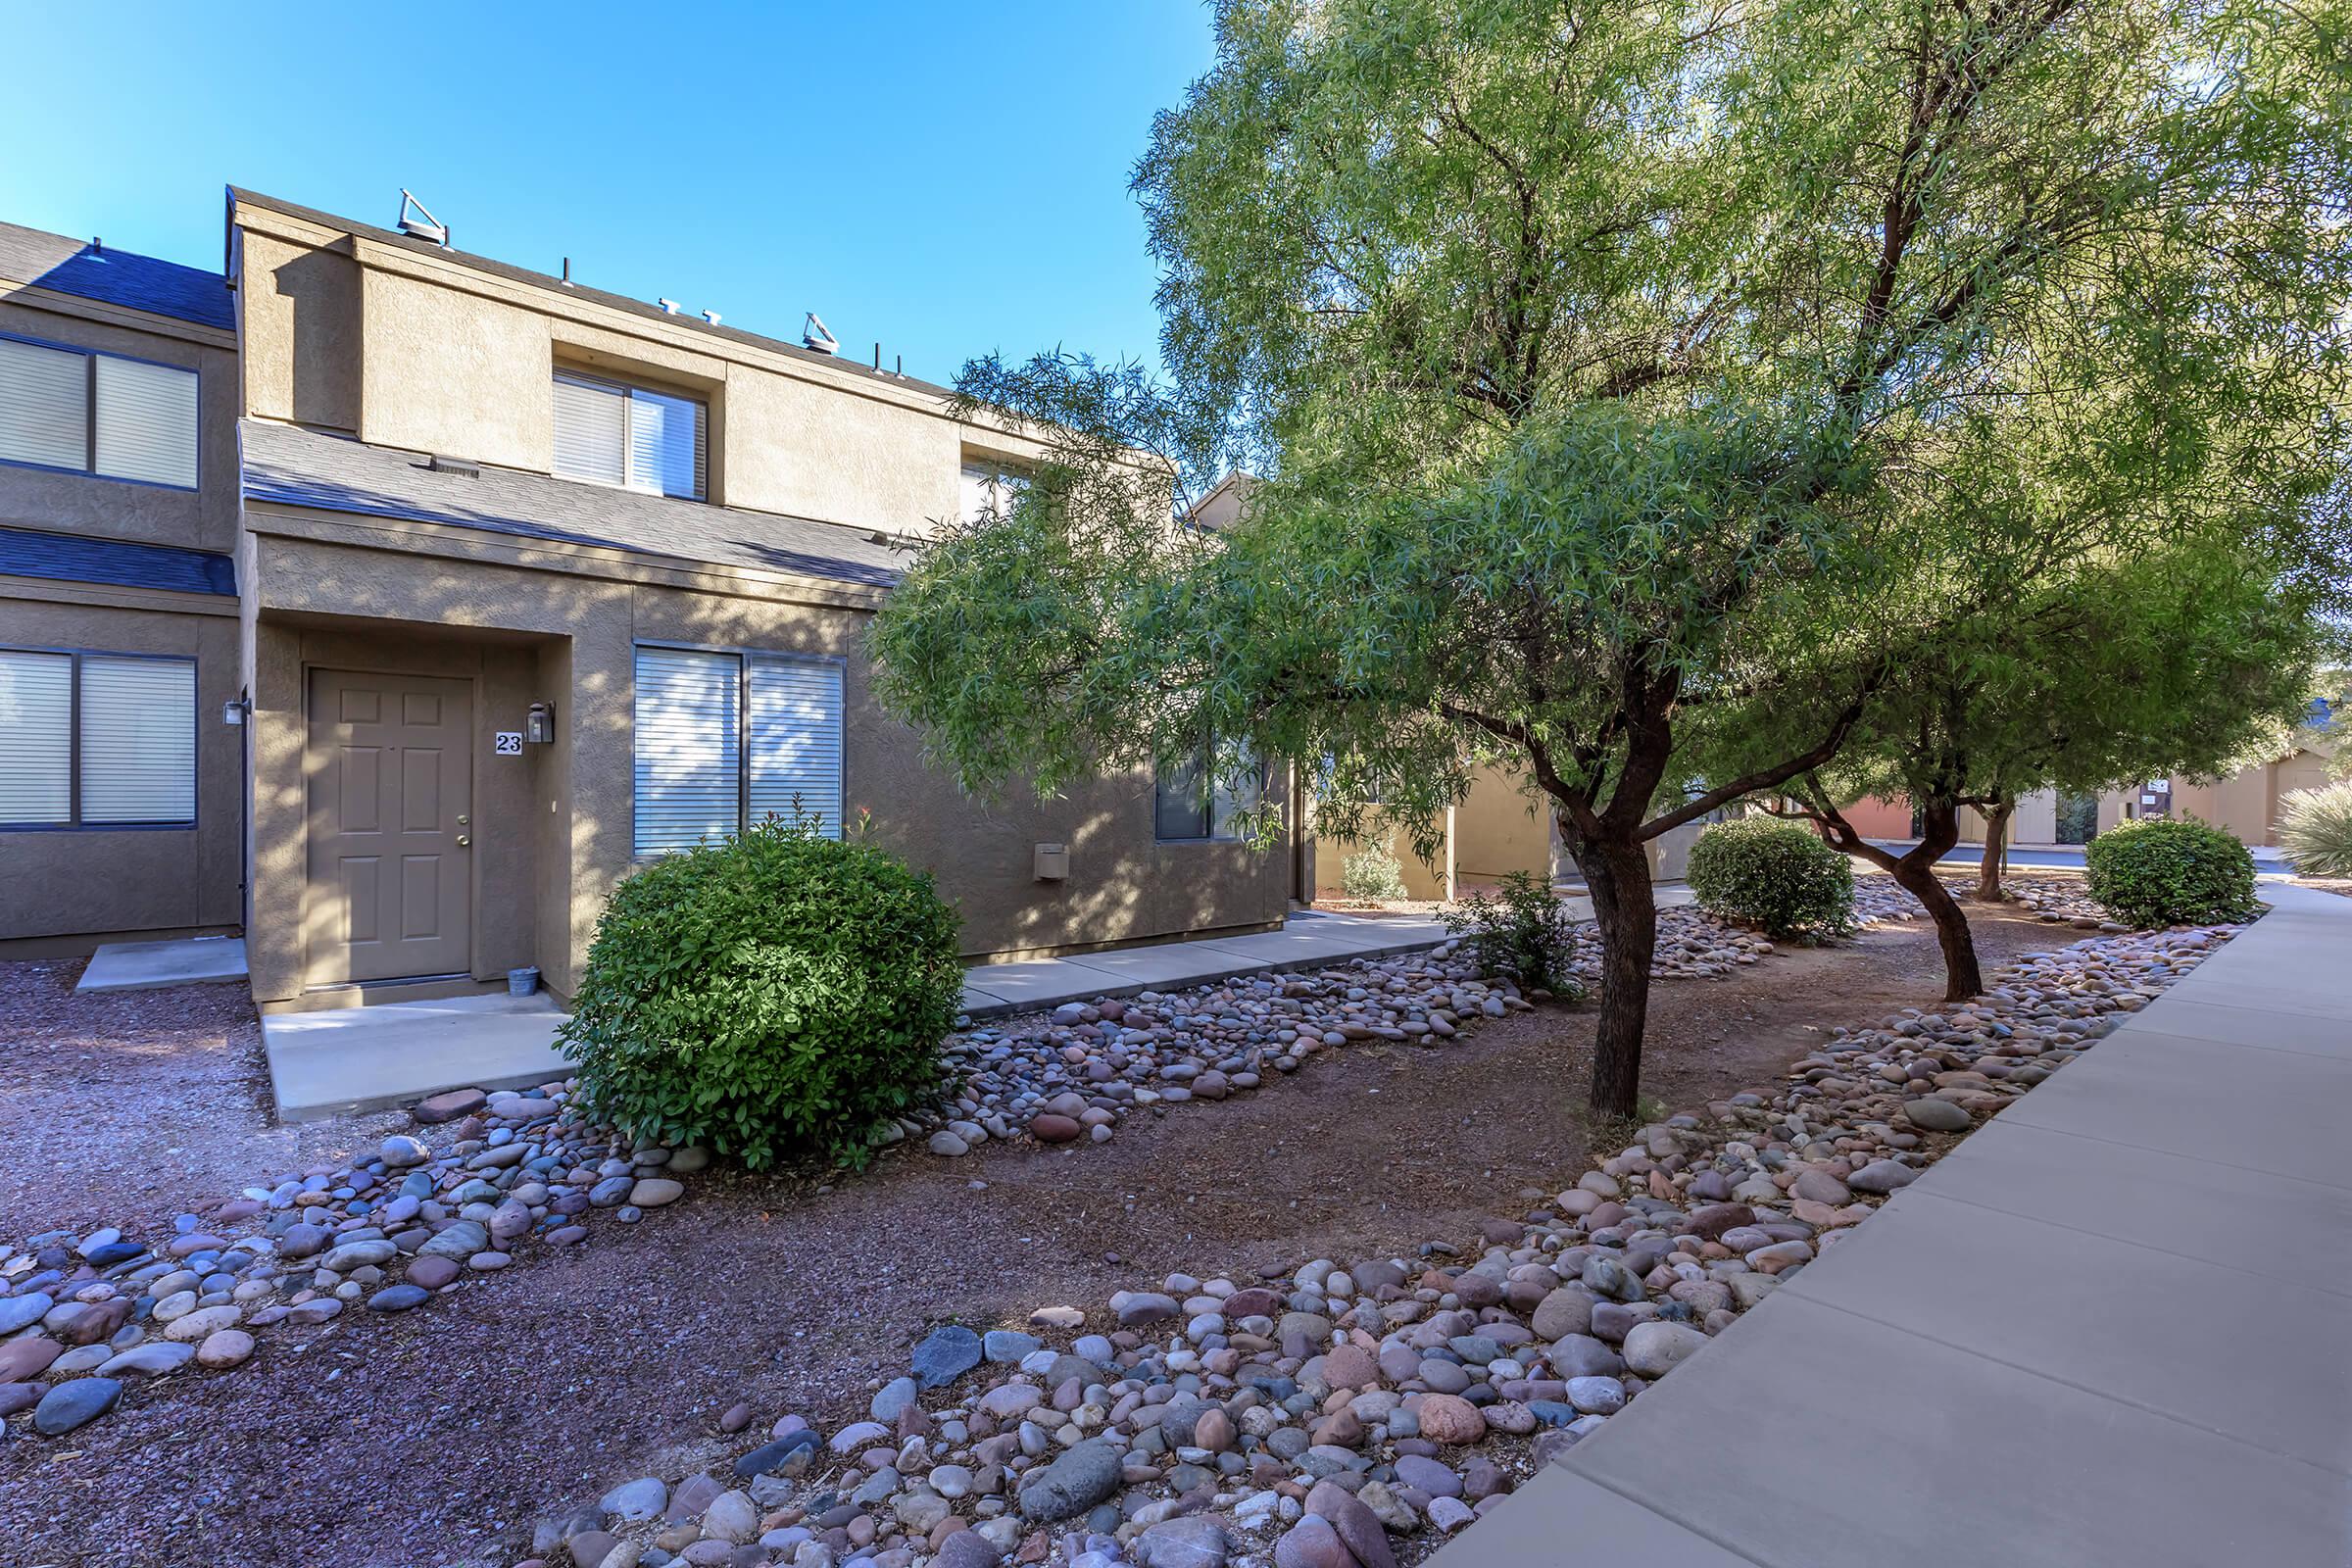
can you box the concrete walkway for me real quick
[1439,883,2352,1568]
[957,889,1694,1018]
[262,993,568,1122]
[957,910,1451,1018]
[75,935,248,993]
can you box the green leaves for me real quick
[1687,817,1859,941]
[557,818,964,1169]
[2084,817,2261,926]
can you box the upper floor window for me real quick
[0,335,198,490]
[958,458,1031,524]
[0,648,196,827]
[553,370,706,500]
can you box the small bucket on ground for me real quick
[507,966,540,997]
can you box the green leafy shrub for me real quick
[1445,870,1583,996]
[560,815,963,1168]
[1687,817,1856,940]
[2085,816,2259,925]
[1341,844,1409,902]
[2278,782,2352,878]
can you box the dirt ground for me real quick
[0,958,413,1241]
[0,909,2065,1568]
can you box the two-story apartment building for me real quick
[1,191,1293,1008]
[0,222,245,951]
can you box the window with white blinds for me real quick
[633,647,740,855]
[0,338,88,472]
[0,649,195,827]
[94,355,200,488]
[77,657,197,822]
[0,651,73,824]
[748,658,844,837]
[0,334,197,488]
[554,371,706,499]
[632,646,845,855]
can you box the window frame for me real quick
[0,330,200,493]
[0,644,198,831]
[958,455,1034,525]
[1155,732,1269,844]
[552,368,710,502]
[629,639,847,858]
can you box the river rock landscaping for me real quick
[482,916,2234,1568]
[0,881,2083,1456]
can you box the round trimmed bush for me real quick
[560,816,963,1168]
[2084,816,2258,927]
[2278,781,2352,878]
[1687,817,1856,940]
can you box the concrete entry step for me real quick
[262,992,569,1122]
[75,936,249,993]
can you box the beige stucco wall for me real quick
[1314,819,1452,902]
[240,520,1289,1004]
[232,202,1032,540]
[0,585,243,948]
[0,293,240,554]
[1453,764,1552,883]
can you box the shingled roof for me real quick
[0,525,235,596]
[238,419,907,590]
[0,222,232,332]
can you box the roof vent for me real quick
[702,310,723,325]
[803,313,839,356]
[427,454,480,477]
[657,298,682,315]
[397,189,449,247]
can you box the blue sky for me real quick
[0,1,1215,382]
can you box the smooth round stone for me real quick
[629,1177,684,1207]
[99,1342,195,1378]
[197,1329,256,1368]
[1903,1097,1972,1132]
[162,1305,241,1342]
[407,1255,462,1290]
[1418,1358,1472,1395]
[33,1377,122,1435]
[367,1284,430,1313]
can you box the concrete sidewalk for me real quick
[263,993,568,1122]
[1439,884,2352,1568]
[957,887,1694,1018]
[957,910,1453,1018]
[75,935,248,993]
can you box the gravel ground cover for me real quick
[0,958,414,1239]
[0,896,2130,1568]
[482,917,2231,1568]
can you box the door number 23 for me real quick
[493,732,524,756]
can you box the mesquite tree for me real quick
[1760,548,2332,998]
[873,0,2352,1115]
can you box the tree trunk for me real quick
[1977,801,2012,901]
[1815,794,1984,1003]
[1567,826,1659,1118]
[1889,852,1984,1001]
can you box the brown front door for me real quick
[305,669,473,986]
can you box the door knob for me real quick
[456,834,471,847]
